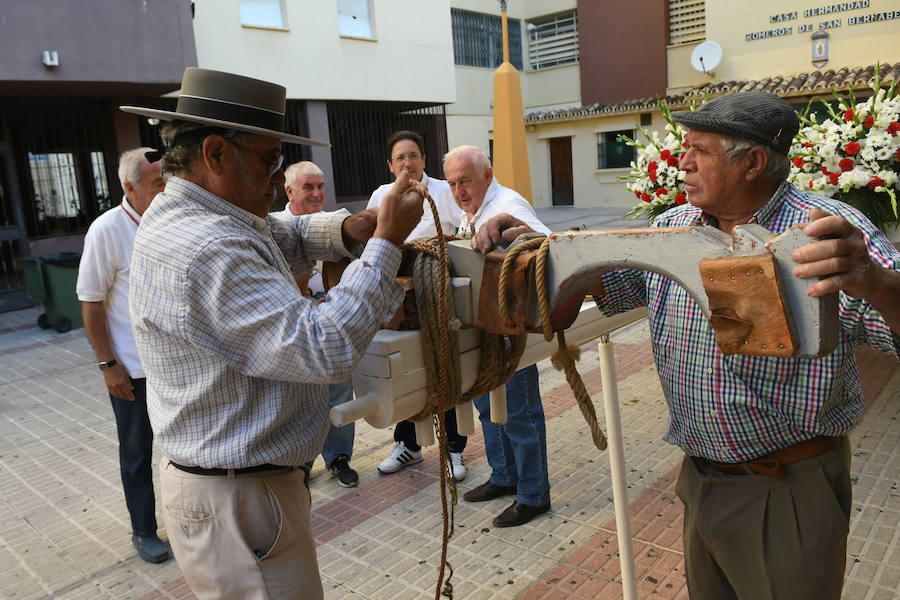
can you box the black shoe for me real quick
[492,500,551,527]
[132,534,170,563]
[330,455,359,488]
[462,480,517,503]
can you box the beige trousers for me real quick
[160,458,323,600]
[676,439,851,600]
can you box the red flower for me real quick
[675,193,687,205]
[804,141,813,148]
[682,141,690,148]
[843,108,854,122]
[820,166,829,174]
[648,160,658,182]
[839,158,855,171]
[666,156,680,167]
[641,192,651,203]
[867,176,885,191]
[655,187,668,197]
[634,190,641,199]
[792,157,805,169]
[863,115,874,129]
[660,149,671,160]
[829,172,840,185]
[844,142,861,156]
[887,121,900,135]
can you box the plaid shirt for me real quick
[598,182,899,462]
[130,177,403,468]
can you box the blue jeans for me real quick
[473,364,550,506]
[321,380,355,468]
[109,378,157,537]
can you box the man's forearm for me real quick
[81,301,115,362]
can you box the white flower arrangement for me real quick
[789,68,900,231]
[619,98,691,222]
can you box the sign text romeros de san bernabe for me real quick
[746,1,899,41]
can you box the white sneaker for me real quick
[378,442,423,474]
[449,452,467,481]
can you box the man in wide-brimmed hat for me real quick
[472,91,900,599]
[122,68,423,600]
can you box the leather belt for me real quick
[696,435,844,479]
[169,461,304,477]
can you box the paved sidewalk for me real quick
[0,303,897,600]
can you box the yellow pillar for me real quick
[492,1,532,202]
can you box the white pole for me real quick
[598,335,637,600]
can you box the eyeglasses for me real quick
[228,139,284,178]
[390,152,422,163]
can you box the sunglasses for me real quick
[228,139,284,178]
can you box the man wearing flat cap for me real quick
[474,91,899,599]
[121,68,423,599]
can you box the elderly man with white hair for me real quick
[276,160,359,489]
[76,147,169,563]
[443,144,553,528]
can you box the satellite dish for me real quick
[691,41,722,76]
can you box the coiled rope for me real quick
[401,190,607,599]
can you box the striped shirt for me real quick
[129,177,403,468]
[598,181,899,462]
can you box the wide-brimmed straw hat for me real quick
[671,91,798,156]
[120,67,328,146]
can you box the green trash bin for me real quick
[22,253,84,333]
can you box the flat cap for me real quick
[671,91,799,155]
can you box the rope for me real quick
[496,235,608,451]
[400,191,608,597]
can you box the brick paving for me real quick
[0,304,897,599]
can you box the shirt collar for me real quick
[167,176,269,231]
[698,180,791,229]
[121,198,141,224]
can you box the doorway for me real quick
[549,136,573,206]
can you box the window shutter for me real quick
[338,0,373,38]
[239,0,285,28]
[669,0,705,45]
[527,12,579,71]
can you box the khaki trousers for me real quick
[160,458,323,600]
[675,439,851,600]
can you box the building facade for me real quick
[0,0,196,311]
[522,0,900,211]
[191,0,457,210]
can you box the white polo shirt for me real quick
[76,200,144,378]
[457,179,551,237]
[367,172,464,241]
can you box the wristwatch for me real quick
[98,359,118,372]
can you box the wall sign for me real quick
[745,1,898,41]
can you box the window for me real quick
[597,131,635,169]
[240,0,285,29]
[28,153,82,219]
[527,11,579,70]
[338,0,373,39]
[451,8,523,70]
[669,0,705,45]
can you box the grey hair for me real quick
[719,134,791,183]
[158,121,241,177]
[284,161,323,188]
[117,147,155,187]
[443,145,492,177]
